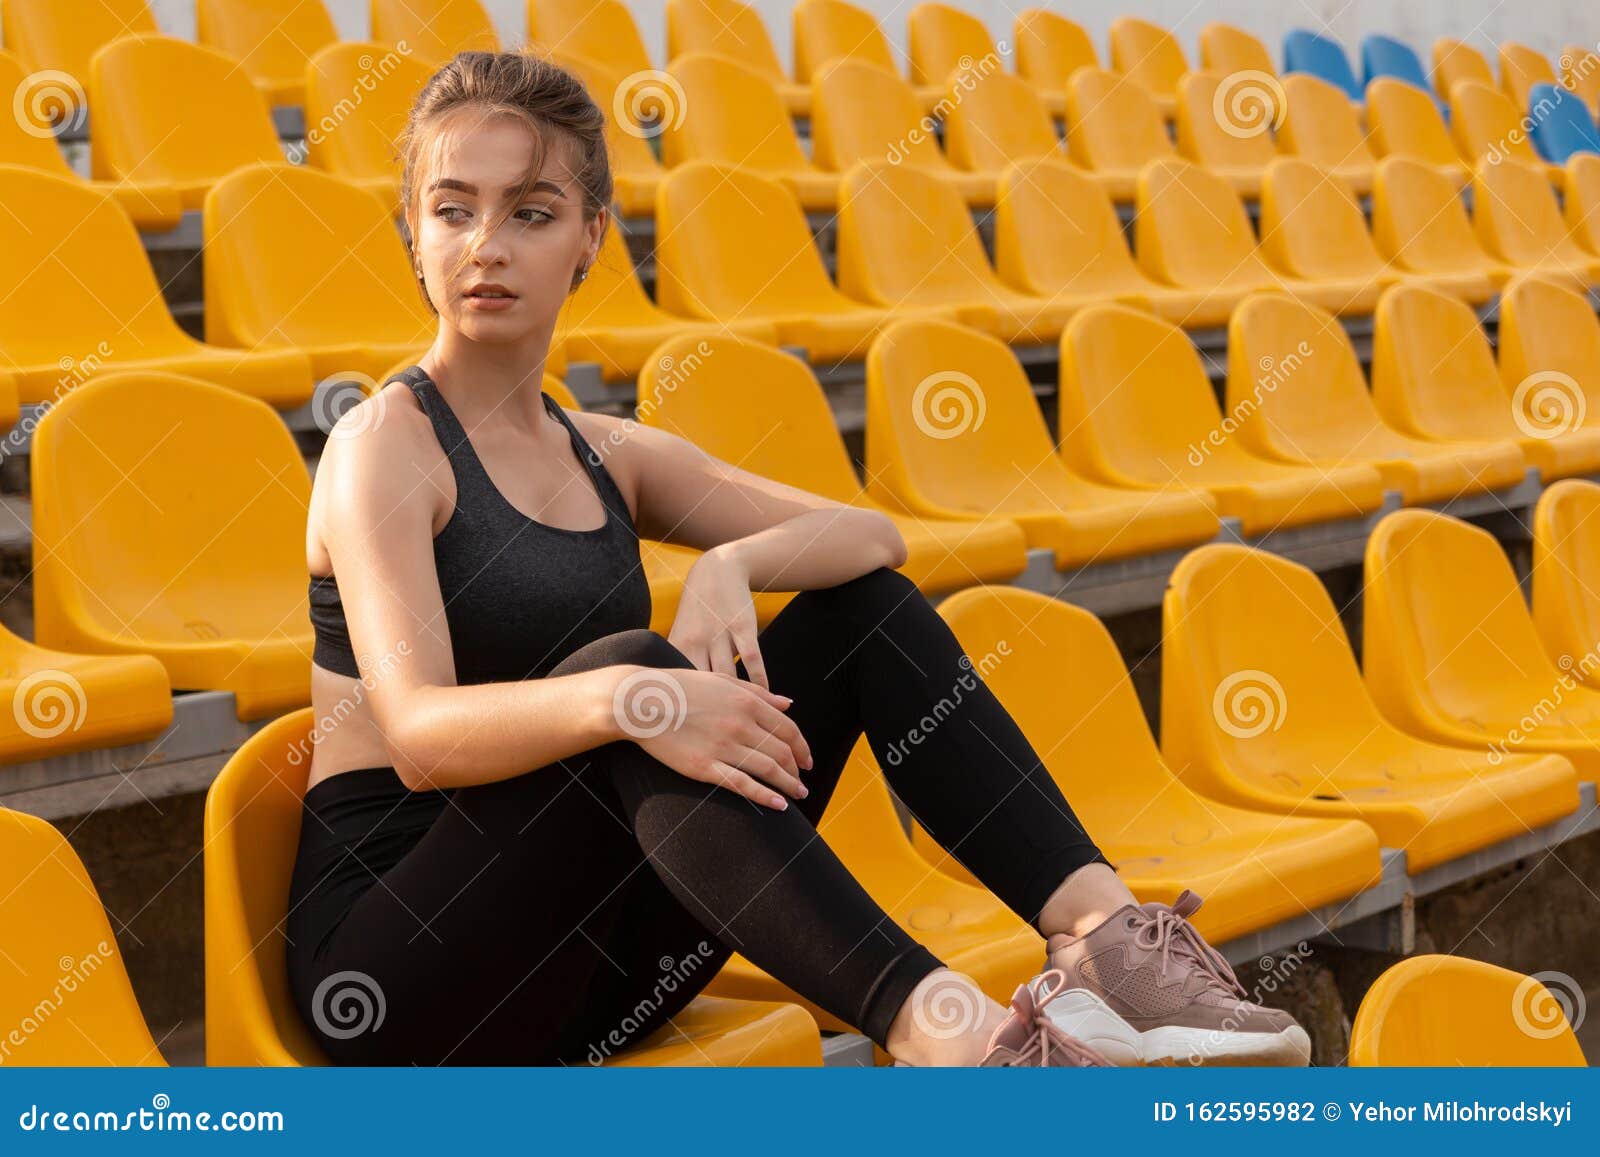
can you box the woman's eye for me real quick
[516,207,554,224]
[435,205,467,222]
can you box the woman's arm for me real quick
[314,392,809,806]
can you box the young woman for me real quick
[290,51,1309,1068]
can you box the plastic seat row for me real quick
[0,777,823,1066]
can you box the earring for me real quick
[575,265,590,284]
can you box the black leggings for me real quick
[286,568,1108,1064]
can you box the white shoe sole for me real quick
[1046,989,1312,1067]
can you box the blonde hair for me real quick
[398,50,613,312]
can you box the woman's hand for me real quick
[667,545,771,689]
[608,664,813,810]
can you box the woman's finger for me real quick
[728,747,807,800]
[736,630,770,690]
[745,697,813,771]
[707,760,787,810]
[709,634,739,679]
[739,720,800,778]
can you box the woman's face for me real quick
[410,110,603,346]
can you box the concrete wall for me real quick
[136,0,1600,69]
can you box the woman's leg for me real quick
[753,568,1308,1066]
[294,627,1004,1065]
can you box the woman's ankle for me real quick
[883,969,1007,1066]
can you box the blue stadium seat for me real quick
[1529,82,1600,163]
[1284,28,1363,103]
[1361,33,1448,119]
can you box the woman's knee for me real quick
[795,566,922,622]
[549,629,695,677]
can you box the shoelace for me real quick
[1133,892,1248,999]
[999,970,1108,1067]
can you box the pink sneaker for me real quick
[1043,891,1311,1067]
[978,970,1114,1067]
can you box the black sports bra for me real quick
[307,366,652,684]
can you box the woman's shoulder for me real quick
[312,382,450,511]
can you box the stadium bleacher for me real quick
[1,0,1597,1070]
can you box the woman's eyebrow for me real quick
[427,177,567,198]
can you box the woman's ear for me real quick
[583,205,609,266]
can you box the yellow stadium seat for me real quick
[1174,71,1279,199]
[708,736,1045,1034]
[1533,480,1600,675]
[1199,23,1275,78]
[866,317,1220,567]
[0,165,313,407]
[1365,77,1469,187]
[535,48,665,220]
[369,0,499,65]
[907,2,998,89]
[1134,158,1381,317]
[655,161,942,363]
[1561,45,1600,118]
[0,50,182,231]
[1364,509,1600,784]
[0,628,171,764]
[1472,158,1600,288]
[1498,275,1600,425]
[1500,41,1556,114]
[793,0,938,110]
[1257,157,1406,310]
[1452,80,1565,185]
[1351,955,1587,1066]
[1262,156,1496,306]
[528,0,653,81]
[1226,293,1526,503]
[810,57,996,206]
[925,587,1382,945]
[1371,282,1600,479]
[1013,8,1095,116]
[0,808,166,1065]
[666,0,807,117]
[1064,68,1175,202]
[1276,73,1377,196]
[1060,305,1386,535]
[995,157,1238,328]
[637,333,1028,593]
[1370,157,1511,297]
[1562,153,1600,257]
[1109,16,1186,120]
[837,161,1083,344]
[660,53,835,211]
[940,66,1062,177]
[555,225,777,381]
[1433,38,1496,104]
[1163,543,1581,869]
[304,42,433,211]
[208,709,823,1066]
[88,34,285,212]
[31,372,314,721]
[0,0,155,121]
[197,0,337,107]
[204,164,435,383]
